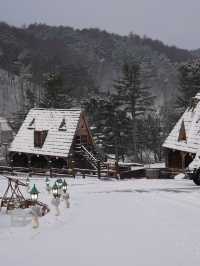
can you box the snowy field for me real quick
[1,175,200,266]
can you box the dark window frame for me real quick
[34,130,48,148]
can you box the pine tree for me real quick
[83,94,131,161]
[99,98,131,161]
[40,73,72,108]
[26,88,36,109]
[176,60,200,110]
[114,62,154,160]
[160,101,179,140]
[137,113,163,162]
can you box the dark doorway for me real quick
[51,158,66,169]
[12,153,28,167]
[167,150,182,169]
[31,155,48,168]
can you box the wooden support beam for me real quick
[97,160,101,179]
[181,151,186,170]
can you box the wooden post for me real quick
[97,160,101,179]
[164,149,169,168]
[181,152,186,170]
[50,168,53,178]
[48,158,52,178]
[115,161,120,179]
[71,160,76,178]
[64,158,68,169]
[27,154,32,174]
[9,153,14,173]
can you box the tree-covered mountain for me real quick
[0,22,196,116]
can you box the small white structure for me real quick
[51,197,60,216]
[30,205,42,228]
[163,93,200,169]
[63,191,70,208]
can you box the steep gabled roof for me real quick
[9,108,82,157]
[163,93,200,154]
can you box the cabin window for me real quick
[34,130,48,148]
[178,120,187,142]
[59,118,67,131]
[28,118,35,129]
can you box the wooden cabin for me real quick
[9,108,102,170]
[162,93,200,170]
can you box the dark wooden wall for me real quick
[166,149,194,169]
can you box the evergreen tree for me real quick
[40,73,72,108]
[176,60,200,110]
[114,62,154,160]
[137,113,163,162]
[26,88,36,109]
[83,94,131,161]
[160,101,179,139]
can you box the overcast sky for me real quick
[0,0,200,50]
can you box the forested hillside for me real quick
[0,22,195,117]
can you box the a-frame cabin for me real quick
[163,93,200,170]
[9,108,104,170]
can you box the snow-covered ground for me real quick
[1,175,200,266]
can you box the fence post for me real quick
[97,160,101,179]
[48,159,52,178]
[71,160,76,178]
[82,171,85,179]
[10,158,14,173]
[115,161,120,180]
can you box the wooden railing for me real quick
[80,145,98,169]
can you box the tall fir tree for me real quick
[176,60,200,110]
[114,62,154,160]
[83,94,131,161]
[137,112,163,162]
[40,73,72,108]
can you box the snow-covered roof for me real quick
[9,108,82,157]
[0,117,12,132]
[163,93,200,153]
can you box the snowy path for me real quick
[1,177,200,266]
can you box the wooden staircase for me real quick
[75,145,106,170]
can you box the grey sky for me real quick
[0,0,199,50]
